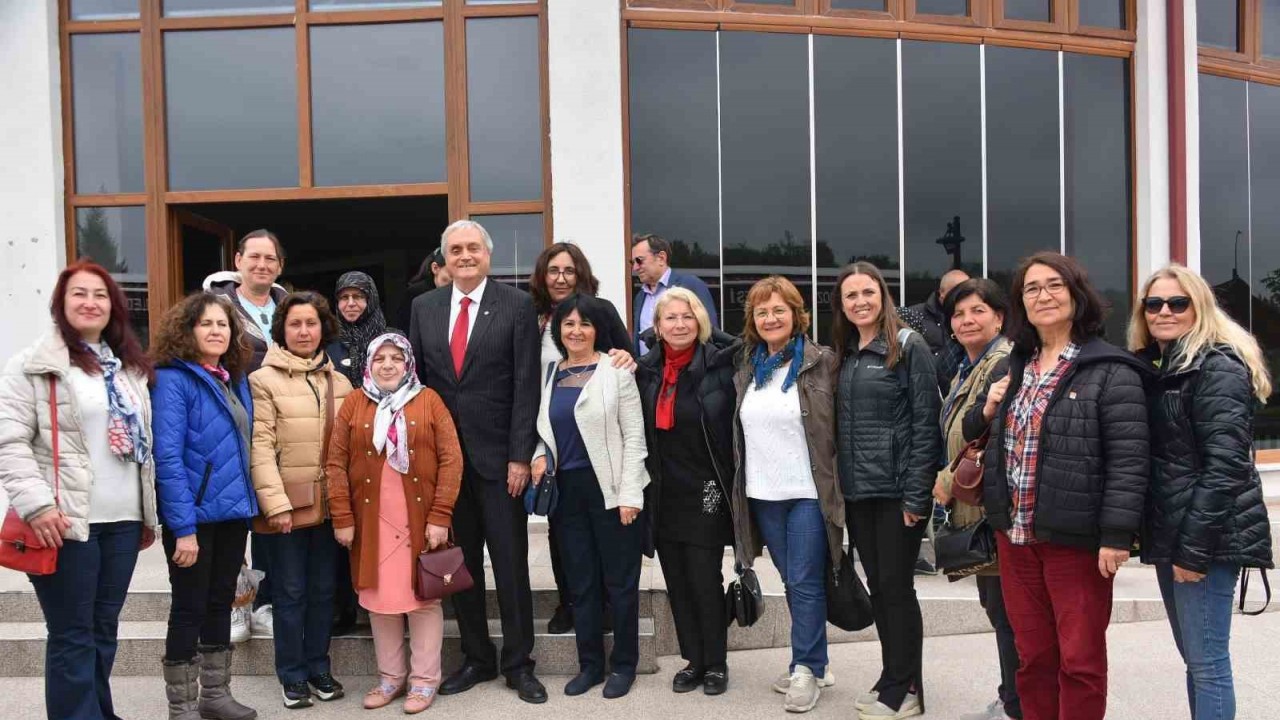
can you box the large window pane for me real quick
[163,0,292,16]
[165,29,298,190]
[72,0,138,20]
[1063,53,1131,344]
[467,17,542,202]
[75,206,149,346]
[916,0,966,15]
[1197,0,1239,51]
[311,22,446,186]
[72,34,144,195]
[476,214,543,290]
[1249,82,1280,448]
[902,40,982,307]
[1076,0,1125,29]
[986,46,1060,290]
[1004,0,1051,22]
[719,31,811,337]
[628,29,721,322]
[1264,0,1280,59]
[814,35,898,342]
[1198,75,1250,327]
[311,0,439,8]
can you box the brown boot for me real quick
[197,645,258,720]
[163,658,202,720]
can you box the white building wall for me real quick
[1134,0,1171,280]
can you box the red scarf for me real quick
[656,342,696,430]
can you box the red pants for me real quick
[997,532,1113,720]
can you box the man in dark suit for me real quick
[408,220,546,703]
[631,233,719,354]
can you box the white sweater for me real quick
[739,363,818,501]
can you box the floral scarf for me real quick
[361,333,423,474]
[750,334,804,393]
[89,342,150,464]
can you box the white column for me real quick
[546,0,628,314]
[1183,0,1202,272]
[1133,0,1171,280]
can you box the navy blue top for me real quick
[550,365,595,472]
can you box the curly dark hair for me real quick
[271,291,339,349]
[151,293,252,380]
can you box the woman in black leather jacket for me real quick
[1129,264,1273,720]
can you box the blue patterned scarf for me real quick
[751,334,804,393]
[89,343,149,464]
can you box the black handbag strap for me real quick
[1239,568,1271,616]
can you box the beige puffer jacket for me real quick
[0,331,158,541]
[249,345,352,529]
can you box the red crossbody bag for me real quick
[0,377,61,575]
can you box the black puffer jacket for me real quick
[836,330,943,516]
[980,337,1150,550]
[635,330,741,545]
[1139,342,1273,572]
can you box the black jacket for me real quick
[1139,342,1273,572]
[635,329,740,546]
[836,330,943,516]
[899,292,961,396]
[979,337,1150,550]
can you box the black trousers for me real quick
[554,467,643,675]
[977,574,1023,719]
[163,520,250,662]
[848,498,926,711]
[333,537,357,625]
[450,465,535,676]
[657,539,727,670]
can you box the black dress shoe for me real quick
[506,670,548,704]
[438,664,498,695]
[703,667,728,696]
[603,672,635,699]
[547,604,574,634]
[564,670,605,696]
[672,664,704,693]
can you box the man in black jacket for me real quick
[899,268,970,396]
[408,220,546,703]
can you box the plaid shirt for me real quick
[1003,342,1080,545]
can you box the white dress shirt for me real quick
[447,277,488,343]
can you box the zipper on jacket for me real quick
[194,462,213,506]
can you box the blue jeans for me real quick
[29,521,142,720]
[750,498,828,678]
[260,522,338,685]
[1157,562,1240,720]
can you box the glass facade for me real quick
[75,206,149,346]
[467,17,543,202]
[71,33,144,195]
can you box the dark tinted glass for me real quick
[1197,0,1239,50]
[164,0,292,16]
[1197,74,1250,327]
[732,0,794,4]
[71,0,138,20]
[165,29,298,190]
[1003,0,1050,22]
[627,29,721,320]
[1063,53,1131,344]
[1248,81,1280,448]
[831,0,886,9]
[814,35,898,342]
[902,40,982,307]
[311,0,439,8]
[75,206,149,346]
[1264,0,1280,58]
[477,214,543,290]
[467,17,542,202]
[986,46,1060,290]
[311,22,446,186]
[916,0,967,15]
[72,34,144,195]
[719,31,811,337]
[1076,0,1125,29]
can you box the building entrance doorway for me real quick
[172,196,449,331]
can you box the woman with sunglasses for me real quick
[1128,265,1273,720]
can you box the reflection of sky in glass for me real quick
[1196,0,1238,50]
[1265,0,1280,58]
[71,0,138,20]
[916,0,966,16]
[163,0,292,16]
[73,34,144,194]
[1197,74,1249,322]
[311,0,440,9]
[476,214,543,282]
[1076,0,1125,29]
[1249,81,1280,434]
[831,0,886,9]
[1003,0,1050,22]
[467,18,542,202]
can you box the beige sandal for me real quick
[403,686,437,714]
[363,681,405,710]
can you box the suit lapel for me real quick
[430,291,454,383]
[459,286,498,379]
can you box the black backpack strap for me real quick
[1239,568,1271,616]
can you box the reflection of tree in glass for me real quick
[1262,268,1280,306]
[77,207,128,273]
[724,230,809,265]
[665,237,718,269]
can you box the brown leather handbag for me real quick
[949,428,989,507]
[254,370,336,533]
[415,544,473,601]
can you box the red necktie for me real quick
[451,297,472,377]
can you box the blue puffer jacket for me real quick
[152,360,258,538]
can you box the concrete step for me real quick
[0,617,658,677]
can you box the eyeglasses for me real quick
[1142,295,1192,315]
[547,268,577,280]
[631,255,648,266]
[752,307,792,321]
[1022,279,1067,299]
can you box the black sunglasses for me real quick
[1142,295,1192,314]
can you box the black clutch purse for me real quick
[934,514,996,578]
[725,564,763,628]
[826,550,874,631]
[523,472,559,517]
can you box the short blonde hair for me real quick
[652,287,713,345]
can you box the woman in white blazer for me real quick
[530,293,649,700]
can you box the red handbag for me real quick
[0,377,61,575]
[414,544,473,601]
[948,428,989,507]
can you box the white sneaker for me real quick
[855,690,880,711]
[859,692,922,719]
[773,668,835,693]
[783,667,820,713]
[229,606,251,644]
[251,605,274,637]
[959,699,1014,720]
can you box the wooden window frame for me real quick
[819,0,901,21]
[992,0,1065,33]
[723,0,816,16]
[1196,0,1249,63]
[1066,0,1135,41]
[1259,448,1280,465]
[1198,1,1280,86]
[904,0,988,29]
[59,0,551,338]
